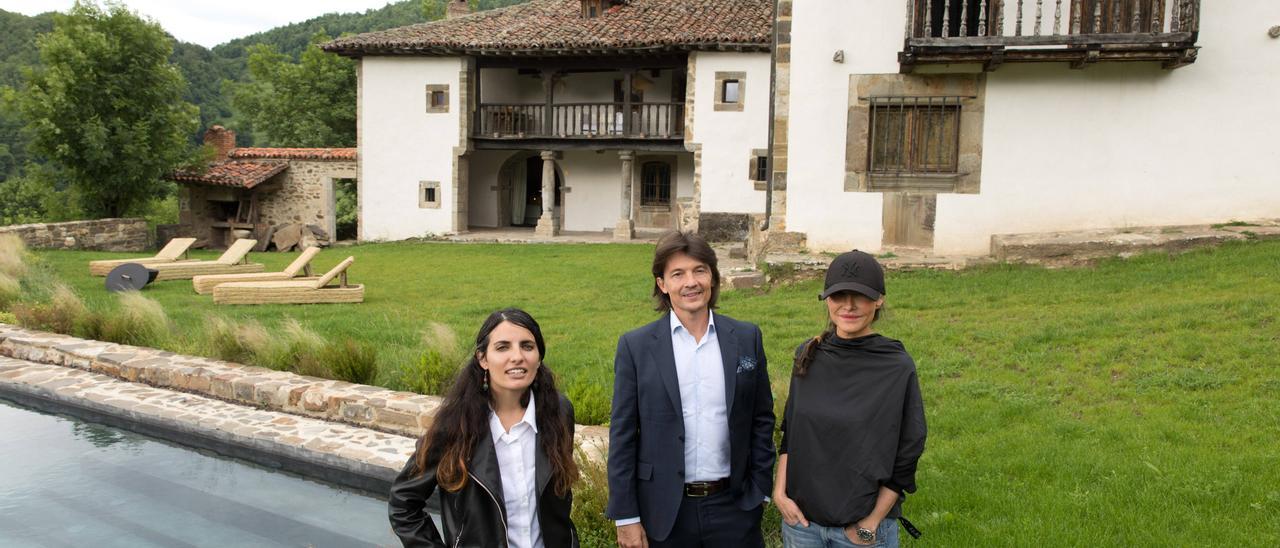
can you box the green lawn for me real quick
[22,239,1280,545]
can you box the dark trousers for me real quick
[650,491,765,548]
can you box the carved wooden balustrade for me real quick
[900,0,1201,71]
[477,102,684,140]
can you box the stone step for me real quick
[990,220,1280,266]
[722,271,766,290]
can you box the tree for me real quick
[13,2,197,218]
[228,34,356,147]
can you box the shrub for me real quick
[13,284,86,334]
[571,449,616,548]
[0,234,29,279]
[0,311,17,324]
[99,291,171,348]
[314,339,379,385]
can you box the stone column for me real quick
[534,150,559,238]
[614,150,635,240]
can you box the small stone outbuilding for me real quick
[169,126,357,249]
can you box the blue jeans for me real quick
[781,518,899,548]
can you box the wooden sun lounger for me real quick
[213,256,363,305]
[148,239,265,281]
[89,238,198,276]
[191,246,321,294]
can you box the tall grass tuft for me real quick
[278,318,329,376]
[0,273,20,311]
[201,316,257,365]
[311,339,379,385]
[0,234,28,279]
[13,284,87,334]
[99,291,172,348]
[389,322,467,395]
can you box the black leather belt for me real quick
[683,478,729,498]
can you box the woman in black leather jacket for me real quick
[389,308,579,547]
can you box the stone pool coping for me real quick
[0,324,609,461]
[0,355,412,494]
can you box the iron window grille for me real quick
[867,96,962,176]
[641,161,672,206]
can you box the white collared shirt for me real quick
[669,311,731,482]
[489,393,542,548]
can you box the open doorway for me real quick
[334,178,357,241]
[511,155,563,227]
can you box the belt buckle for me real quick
[685,482,711,498]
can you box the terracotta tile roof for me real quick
[322,0,772,57]
[169,160,288,189]
[229,148,357,161]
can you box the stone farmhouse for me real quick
[169,126,356,248]
[324,0,1279,256]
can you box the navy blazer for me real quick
[605,311,775,542]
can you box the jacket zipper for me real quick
[467,471,508,547]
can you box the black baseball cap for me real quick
[819,250,885,301]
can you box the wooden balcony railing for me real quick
[476,102,685,140]
[901,0,1201,70]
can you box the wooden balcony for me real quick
[900,0,1201,71]
[473,102,685,150]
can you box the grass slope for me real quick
[28,239,1280,545]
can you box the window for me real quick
[845,74,983,195]
[867,97,960,175]
[419,181,441,209]
[425,85,449,113]
[722,80,741,104]
[640,161,671,207]
[748,148,770,190]
[714,71,746,112]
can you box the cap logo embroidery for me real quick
[842,260,861,278]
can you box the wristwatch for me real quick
[856,526,876,543]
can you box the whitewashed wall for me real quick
[787,1,1280,255]
[467,150,512,228]
[689,51,772,214]
[359,56,465,240]
[480,69,542,103]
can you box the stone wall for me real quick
[258,160,358,241]
[0,218,150,251]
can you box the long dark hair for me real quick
[412,308,579,497]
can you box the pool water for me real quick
[0,399,399,547]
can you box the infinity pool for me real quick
[0,398,399,547]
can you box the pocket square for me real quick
[736,356,757,374]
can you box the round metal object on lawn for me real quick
[105,263,158,292]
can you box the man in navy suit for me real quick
[607,231,775,547]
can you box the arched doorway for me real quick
[496,152,564,228]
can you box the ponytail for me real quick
[793,323,835,377]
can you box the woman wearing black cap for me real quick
[772,250,927,547]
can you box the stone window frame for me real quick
[845,74,985,195]
[637,155,676,209]
[714,71,746,112]
[748,148,769,191]
[419,181,442,209]
[425,84,450,113]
